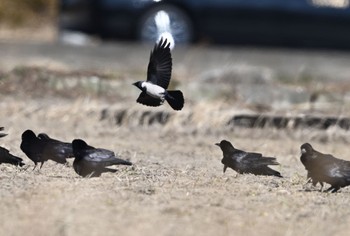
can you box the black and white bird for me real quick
[72,139,132,177]
[132,38,184,111]
[216,140,282,177]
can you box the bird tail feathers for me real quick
[113,158,132,166]
[103,168,118,173]
[166,90,184,111]
[266,167,283,178]
[9,155,25,167]
[261,157,280,165]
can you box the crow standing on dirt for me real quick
[72,139,132,177]
[300,143,324,190]
[132,38,184,111]
[20,130,67,170]
[300,143,350,193]
[215,140,282,177]
[0,127,7,138]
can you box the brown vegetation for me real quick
[1,67,350,236]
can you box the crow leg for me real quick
[325,186,339,193]
[303,177,312,188]
[39,162,44,169]
[32,163,37,171]
[331,187,340,193]
[319,182,324,192]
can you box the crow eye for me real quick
[301,148,306,154]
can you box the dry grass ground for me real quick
[1,2,350,230]
[1,92,350,236]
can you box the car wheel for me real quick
[137,5,194,45]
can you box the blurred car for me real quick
[59,0,350,48]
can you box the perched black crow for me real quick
[72,139,132,177]
[0,127,7,138]
[132,38,184,111]
[300,143,350,193]
[38,133,74,160]
[300,143,324,191]
[0,146,25,167]
[20,130,67,170]
[215,140,282,177]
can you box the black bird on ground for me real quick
[300,143,324,191]
[38,133,74,160]
[215,140,282,177]
[0,146,25,167]
[20,130,67,170]
[72,139,132,177]
[300,143,350,193]
[0,127,7,138]
[132,38,184,111]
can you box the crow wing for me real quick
[326,159,350,179]
[234,151,279,170]
[136,92,163,107]
[146,38,172,89]
[84,148,116,163]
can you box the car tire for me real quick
[137,5,194,45]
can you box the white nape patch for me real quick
[142,82,166,99]
[155,10,175,50]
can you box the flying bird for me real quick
[72,139,132,177]
[132,38,184,111]
[20,130,67,170]
[0,146,25,167]
[215,140,282,177]
[0,127,7,138]
[300,143,350,193]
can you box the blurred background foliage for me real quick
[0,0,57,27]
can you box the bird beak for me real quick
[132,82,138,86]
[215,143,220,146]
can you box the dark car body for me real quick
[59,0,350,48]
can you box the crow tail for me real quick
[165,90,184,111]
[7,155,25,167]
[270,169,283,178]
[114,158,132,166]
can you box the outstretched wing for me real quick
[136,92,163,107]
[146,38,172,89]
